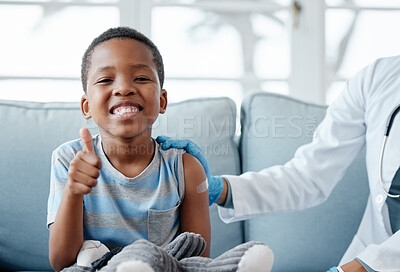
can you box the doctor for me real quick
[158,55,400,272]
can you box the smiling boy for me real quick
[47,27,210,271]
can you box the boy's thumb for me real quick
[80,128,94,153]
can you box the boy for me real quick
[47,27,210,271]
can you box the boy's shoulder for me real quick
[155,139,185,160]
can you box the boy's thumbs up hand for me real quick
[66,128,102,196]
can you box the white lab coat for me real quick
[219,56,400,271]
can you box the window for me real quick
[326,0,400,103]
[151,1,290,105]
[1,0,400,106]
[0,1,119,101]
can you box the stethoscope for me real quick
[379,105,400,198]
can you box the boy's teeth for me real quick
[114,106,139,115]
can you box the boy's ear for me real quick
[159,89,167,114]
[81,95,92,119]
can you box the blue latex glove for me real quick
[327,267,338,272]
[156,136,224,205]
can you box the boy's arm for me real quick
[180,153,211,257]
[49,128,101,271]
[49,190,84,271]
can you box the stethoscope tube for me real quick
[379,135,400,198]
[385,105,400,136]
[379,105,400,198]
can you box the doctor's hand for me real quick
[156,136,224,205]
[66,128,102,196]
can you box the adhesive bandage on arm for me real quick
[196,178,209,194]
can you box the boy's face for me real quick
[81,38,167,140]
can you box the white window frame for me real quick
[2,0,400,104]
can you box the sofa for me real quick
[0,92,369,271]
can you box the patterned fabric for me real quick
[47,134,185,248]
[61,232,273,272]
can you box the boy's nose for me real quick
[112,83,136,96]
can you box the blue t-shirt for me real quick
[47,134,185,249]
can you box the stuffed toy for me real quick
[62,232,274,272]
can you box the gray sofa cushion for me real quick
[240,92,369,271]
[0,100,83,271]
[152,97,240,177]
[0,97,241,270]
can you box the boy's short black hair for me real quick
[81,26,164,93]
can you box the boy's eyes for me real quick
[95,77,151,85]
[134,77,151,82]
[96,78,113,84]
